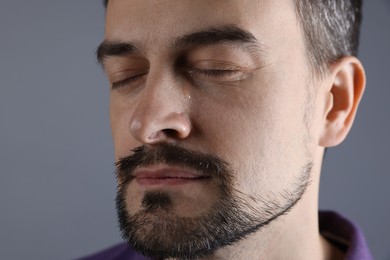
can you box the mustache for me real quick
[115,143,231,184]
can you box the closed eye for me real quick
[111,73,147,90]
[188,69,246,82]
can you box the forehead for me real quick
[105,0,300,50]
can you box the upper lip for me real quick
[133,165,206,180]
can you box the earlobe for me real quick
[319,56,366,147]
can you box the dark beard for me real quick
[115,144,312,260]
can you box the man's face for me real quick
[102,0,322,258]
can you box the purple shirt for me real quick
[319,211,373,260]
[79,211,372,260]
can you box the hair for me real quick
[294,0,363,76]
[103,0,362,76]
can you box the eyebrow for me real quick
[174,25,260,50]
[96,25,265,64]
[96,41,139,64]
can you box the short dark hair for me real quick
[294,0,363,76]
[103,0,362,76]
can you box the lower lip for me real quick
[136,177,207,186]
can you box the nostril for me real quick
[147,131,164,141]
[146,129,181,143]
[162,128,182,139]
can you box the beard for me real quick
[115,143,312,260]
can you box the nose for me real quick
[129,70,192,144]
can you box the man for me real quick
[82,0,372,259]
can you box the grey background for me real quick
[0,1,389,259]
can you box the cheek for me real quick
[110,96,137,161]
[190,73,309,193]
[195,72,306,146]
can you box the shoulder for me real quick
[77,243,153,260]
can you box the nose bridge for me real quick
[129,64,191,143]
[146,66,184,112]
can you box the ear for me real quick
[319,56,366,147]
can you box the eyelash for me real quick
[111,73,146,89]
[111,69,241,90]
[188,69,239,78]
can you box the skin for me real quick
[100,0,366,259]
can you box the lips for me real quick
[133,166,208,186]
